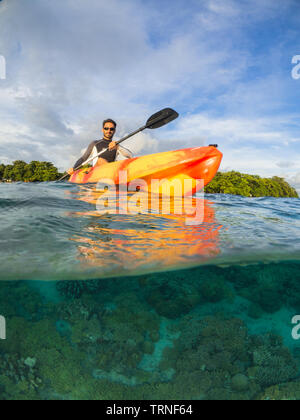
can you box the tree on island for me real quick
[204,171,299,198]
[0,160,62,182]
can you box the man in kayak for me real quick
[68,119,132,175]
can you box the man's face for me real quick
[103,122,116,141]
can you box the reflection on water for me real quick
[68,185,222,276]
[0,183,298,280]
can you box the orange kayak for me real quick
[70,146,222,196]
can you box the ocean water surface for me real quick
[0,182,299,400]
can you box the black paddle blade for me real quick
[146,108,179,129]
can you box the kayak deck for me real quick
[70,146,223,196]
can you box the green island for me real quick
[0,160,62,182]
[205,171,299,198]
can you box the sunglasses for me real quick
[103,127,115,131]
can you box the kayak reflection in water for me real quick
[67,185,223,277]
[67,119,133,176]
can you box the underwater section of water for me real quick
[1,261,300,400]
[0,183,299,399]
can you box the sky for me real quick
[0,0,300,192]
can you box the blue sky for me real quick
[0,0,300,192]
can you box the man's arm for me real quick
[118,145,133,159]
[73,141,98,169]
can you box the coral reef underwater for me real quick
[0,261,300,400]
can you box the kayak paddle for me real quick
[58,108,179,182]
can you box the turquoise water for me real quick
[0,182,299,400]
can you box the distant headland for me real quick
[204,171,299,198]
[0,160,62,182]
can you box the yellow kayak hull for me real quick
[70,146,223,196]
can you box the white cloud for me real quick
[163,113,300,146]
[287,172,300,194]
[196,0,293,34]
[276,161,296,169]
